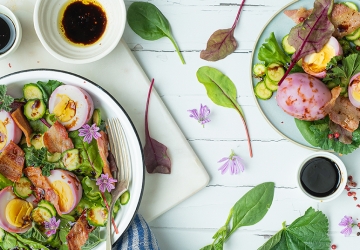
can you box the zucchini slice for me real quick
[92,109,102,127]
[346,27,360,41]
[254,81,273,100]
[24,99,46,121]
[23,83,43,101]
[87,206,108,227]
[253,63,266,77]
[13,177,33,199]
[31,206,52,225]
[38,200,57,217]
[120,190,130,205]
[266,63,285,82]
[264,76,278,91]
[61,149,80,171]
[281,34,296,54]
[31,133,44,150]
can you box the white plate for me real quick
[0,69,144,248]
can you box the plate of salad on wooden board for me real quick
[251,0,360,155]
[0,69,144,249]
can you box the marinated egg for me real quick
[348,73,360,108]
[46,169,82,214]
[302,36,342,78]
[48,85,94,131]
[0,111,22,152]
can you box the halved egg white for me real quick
[48,85,94,131]
[0,111,22,152]
[302,36,342,78]
[348,73,360,108]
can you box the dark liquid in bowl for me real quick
[300,157,340,197]
[0,14,15,54]
[60,1,107,45]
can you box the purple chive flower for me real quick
[218,150,245,175]
[78,123,101,144]
[187,104,210,127]
[44,217,60,237]
[339,215,355,237]
[96,173,117,193]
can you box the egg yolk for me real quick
[53,94,76,122]
[0,121,7,150]
[351,82,360,101]
[51,180,74,213]
[5,199,33,228]
[304,43,335,73]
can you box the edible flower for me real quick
[218,150,245,175]
[96,173,117,193]
[78,123,101,144]
[44,217,60,237]
[187,104,210,127]
[339,215,355,237]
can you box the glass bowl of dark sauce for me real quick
[297,152,347,202]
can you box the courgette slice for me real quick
[266,63,285,82]
[61,149,80,171]
[87,206,108,227]
[31,133,44,150]
[120,190,130,205]
[13,177,33,199]
[254,81,273,100]
[31,206,52,225]
[38,200,57,217]
[346,27,360,41]
[281,34,296,54]
[47,152,62,163]
[92,109,102,127]
[253,63,266,77]
[23,83,43,101]
[343,1,358,11]
[264,76,278,91]
[24,99,46,121]
[353,38,360,46]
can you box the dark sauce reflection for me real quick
[59,0,107,46]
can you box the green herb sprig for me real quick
[0,85,14,112]
[25,147,55,177]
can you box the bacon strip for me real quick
[43,121,74,154]
[11,107,33,147]
[0,141,25,182]
[66,213,94,250]
[97,131,114,179]
[284,4,360,38]
[24,167,62,215]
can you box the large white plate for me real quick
[0,69,144,248]
[251,0,332,150]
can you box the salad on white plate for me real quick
[253,0,360,155]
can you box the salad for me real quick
[0,80,130,250]
[253,0,360,155]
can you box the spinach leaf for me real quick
[0,172,13,189]
[294,118,319,147]
[200,0,245,61]
[69,131,104,178]
[196,66,252,157]
[8,232,49,250]
[127,2,185,64]
[36,80,63,103]
[82,227,105,250]
[258,32,290,66]
[202,182,275,250]
[258,207,330,250]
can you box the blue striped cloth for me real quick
[114,214,160,250]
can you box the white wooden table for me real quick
[121,0,360,249]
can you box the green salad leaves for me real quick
[258,32,290,66]
[0,85,14,112]
[258,207,330,250]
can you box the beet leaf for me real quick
[200,0,246,61]
[144,79,171,174]
[278,0,334,86]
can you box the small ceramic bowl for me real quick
[33,0,126,64]
[297,152,347,202]
[0,5,22,60]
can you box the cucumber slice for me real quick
[31,133,44,150]
[343,1,358,11]
[346,27,360,41]
[92,109,102,127]
[254,81,273,100]
[353,38,360,46]
[281,34,296,54]
[87,206,108,226]
[47,152,62,163]
[266,63,285,82]
[61,149,80,171]
[13,177,33,199]
[264,76,278,91]
[23,83,43,101]
[38,200,57,217]
[24,99,46,121]
[253,63,266,77]
[120,190,130,205]
[31,206,52,225]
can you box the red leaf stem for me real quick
[232,0,246,29]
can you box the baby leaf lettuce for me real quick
[278,0,335,86]
[258,32,290,66]
[201,182,275,250]
[258,207,330,250]
[82,227,105,250]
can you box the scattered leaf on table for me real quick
[144,79,171,174]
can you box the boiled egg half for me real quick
[46,169,82,214]
[0,111,22,152]
[48,85,94,131]
[0,187,32,233]
[348,73,360,108]
[302,36,342,78]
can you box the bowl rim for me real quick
[0,68,145,245]
[33,0,126,64]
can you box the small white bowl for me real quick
[0,5,22,60]
[297,152,347,202]
[33,0,126,64]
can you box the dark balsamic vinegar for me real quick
[0,14,14,54]
[300,157,340,197]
